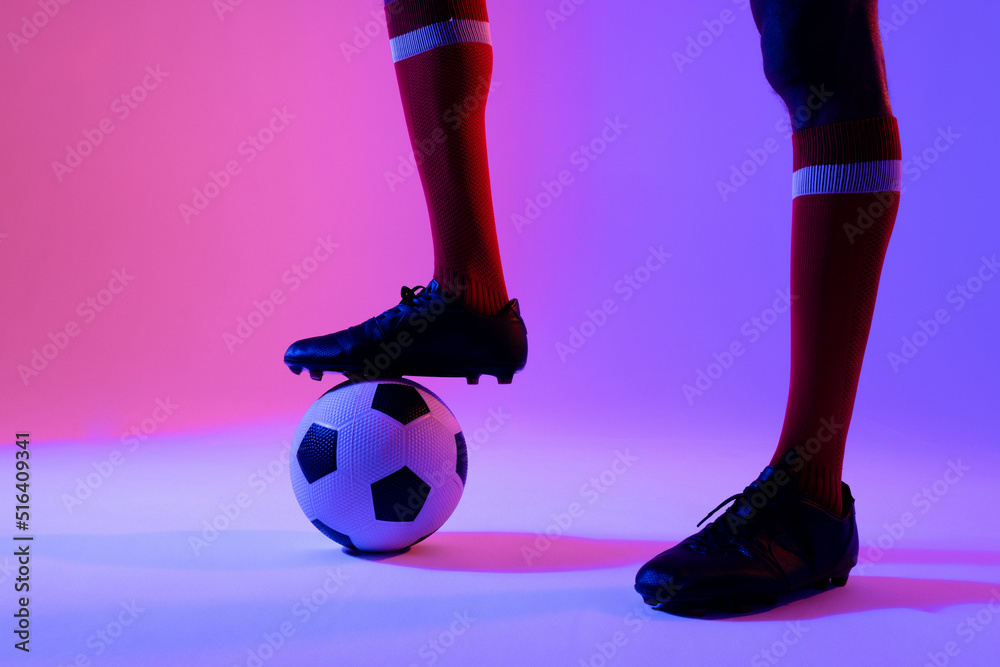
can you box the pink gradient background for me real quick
[2,3,1000,665]
[2,0,998,453]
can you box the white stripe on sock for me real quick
[792,160,902,197]
[390,19,491,63]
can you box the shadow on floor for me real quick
[40,529,1000,618]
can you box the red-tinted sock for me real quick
[770,116,902,516]
[385,0,509,315]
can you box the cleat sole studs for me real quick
[309,370,324,381]
[811,578,830,591]
[496,375,513,385]
[467,375,480,385]
[289,366,303,375]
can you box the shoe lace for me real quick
[396,284,429,308]
[694,484,780,554]
[696,492,747,529]
[374,284,434,325]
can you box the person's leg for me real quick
[385,0,509,315]
[755,0,900,517]
[752,0,892,129]
[284,0,526,384]
[635,0,900,614]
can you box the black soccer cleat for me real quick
[284,280,527,384]
[634,466,859,616]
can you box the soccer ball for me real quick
[290,378,468,553]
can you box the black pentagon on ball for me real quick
[296,423,338,484]
[371,383,430,425]
[371,465,431,522]
[311,518,356,550]
[455,432,468,485]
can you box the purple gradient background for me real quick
[2,2,1000,665]
[2,1,997,461]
